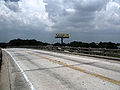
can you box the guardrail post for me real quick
[103,48,106,56]
[89,47,91,54]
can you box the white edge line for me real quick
[4,49,36,90]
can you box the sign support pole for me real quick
[55,33,69,46]
[61,38,63,45]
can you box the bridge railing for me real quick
[53,46,120,57]
[7,46,120,58]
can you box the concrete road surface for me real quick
[3,48,120,90]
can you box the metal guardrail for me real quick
[7,46,120,58]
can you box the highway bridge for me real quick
[0,48,120,90]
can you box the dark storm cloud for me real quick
[0,0,120,43]
[44,0,109,32]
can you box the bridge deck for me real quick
[2,48,120,90]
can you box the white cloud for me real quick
[95,0,120,30]
[0,0,53,31]
[66,8,75,13]
[0,0,120,42]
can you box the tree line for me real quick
[0,39,49,48]
[0,39,120,49]
[53,41,119,49]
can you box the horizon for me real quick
[0,38,120,44]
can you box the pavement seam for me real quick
[34,51,120,73]
[25,51,120,86]
[24,64,81,72]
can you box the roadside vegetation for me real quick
[0,39,119,49]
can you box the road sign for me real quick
[55,33,69,45]
[55,33,69,38]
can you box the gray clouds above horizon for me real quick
[0,0,120,43]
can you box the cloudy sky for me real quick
[0,0,120,43]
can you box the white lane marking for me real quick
[4,49,36,90]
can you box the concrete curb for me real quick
[4,50,36,90]
[71,52,120,61]
[0,50,10,90]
